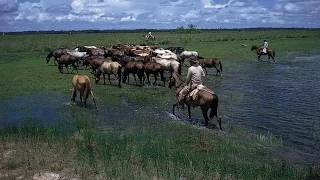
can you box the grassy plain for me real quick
[0,29,320,179]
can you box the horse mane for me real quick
[172,72,185,88]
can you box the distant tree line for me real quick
[1,27,319,35]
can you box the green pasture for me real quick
[0,30,320,179]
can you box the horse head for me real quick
[251,45,258,51]
[169,72,183,89]
[94,69,102,84]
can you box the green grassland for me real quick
[0,30,320,179]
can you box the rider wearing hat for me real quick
[178,55,205,110]
[261,39,268,54]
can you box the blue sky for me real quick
[0,0,319,32]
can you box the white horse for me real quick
[151,49,178,60]
[150,57,181,75]
[67,50,89,67]
[179,50,199,66]
[67,51,88,59]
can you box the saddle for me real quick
[188,85,215,100]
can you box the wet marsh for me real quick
[0,30,320,179]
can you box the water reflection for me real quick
[209,54,320,164]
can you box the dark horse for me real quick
[122,61,145,87]
[198,57,222,76]
[168,72,222,129]
[46,49,67,65]
[251,45,275,62]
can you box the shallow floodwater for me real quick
[210,53,320,164]
[0,53,319,164]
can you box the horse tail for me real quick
[209,94,219,119]
[219,61,222,72]
[83,79,91,101]
[117,64,122,88]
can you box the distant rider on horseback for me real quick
[178,55,205,110]
[260,39,268,54]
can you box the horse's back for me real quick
[100,61,121,73]
[72,74,91,90]
[180,50,198,57]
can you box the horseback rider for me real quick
[260,39,268,54]
[178,55,205,110]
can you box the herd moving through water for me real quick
[46,44,224,129]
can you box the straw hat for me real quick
[189,55,199,64]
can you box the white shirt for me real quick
[186,65,205,87]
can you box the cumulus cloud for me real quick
[202,0,234,9]
[45,4,72,14]
[0,0,319,32]
[284,3,299,12]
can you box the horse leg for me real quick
[108,74,111,84]
[160,71,166,87]
[216,68,221,76]
[187,105,191,120]
[153,73,157,86]
[146,73,151,85]
[138,73,144,87]
[80,91,84,107]
[204,67,208,75]
[54,57,57,66]
[70,88,76,102]
[90,91,98,111]
[72,63,78,74]
[58,63,63,73]
[65,64,70,74]
[103,74,106,85]
[172,102,178,116]
[201,106,210,126]
[133,74,137,85]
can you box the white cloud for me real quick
[204,15,217,22]
[1,0,319,32]
[284,3,299,12]
[120,16,137,22]
[180,9,199,19]
[202,0,234,9]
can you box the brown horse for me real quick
[57,55,79,74]
[122,61,145,87]
[198,57,222,76]
[251,45,275,62]
[71,74,98,110]
[168,72,222,129]
[82,56,108,74]
[144,61,166,86]
[95,61,122,88]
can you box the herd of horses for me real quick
[47,43,275,130]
